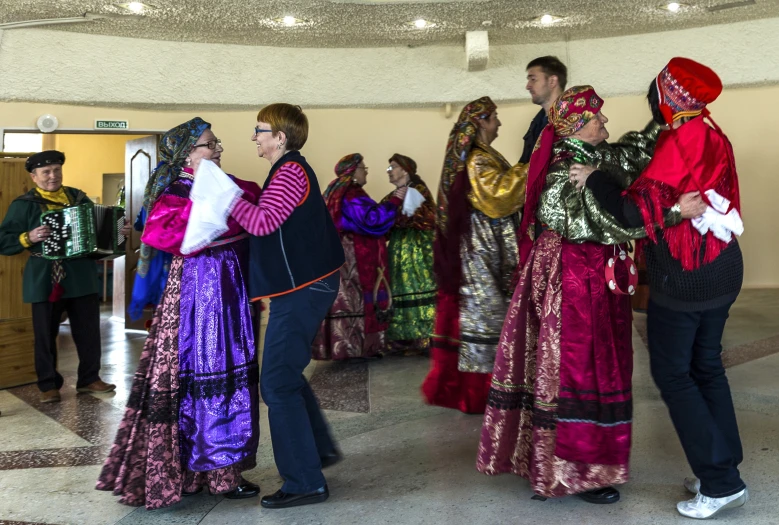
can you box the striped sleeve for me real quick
[230,162,308,236]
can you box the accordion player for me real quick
[40,203,127,260]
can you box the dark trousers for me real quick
[261,272,339,493]
[647,299,745,498]
[31,293,102,392]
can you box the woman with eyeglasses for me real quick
[226,104,346,508]
[98,118,262,509]
[312,153,407,361]
[380,154,437,355]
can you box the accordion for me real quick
[40,203,126,260]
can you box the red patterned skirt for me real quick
[476,230,633,498]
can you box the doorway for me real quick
[102,173,124,207]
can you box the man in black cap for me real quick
[520,56,567,163]
[0,150,126,403]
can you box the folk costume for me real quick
[477,87,667,499]
[313,153,400,360]
[98,118,261,509]
[380,154,437,353]
[421,97,528,414]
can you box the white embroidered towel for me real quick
[180,159,243,255]
[691,189,744,243]
[402,187,425,217]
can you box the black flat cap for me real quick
[25,150,65,173]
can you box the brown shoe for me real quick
[40,390,61,403]
[77,380,116,394]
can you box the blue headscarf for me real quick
[128,117,209,321]
[137,117,210,277]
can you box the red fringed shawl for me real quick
[626,115,740,271]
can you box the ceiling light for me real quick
[407,19,435,29]
[534,14,563,25]
[115,2,155,14]
[270,16,307,27]
[660,2,689,12]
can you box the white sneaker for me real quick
[677,488,748,519]
[684,477,701,494]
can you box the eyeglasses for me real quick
[192,139,222,150]
[253,127,273,136]
[386,165,394,173]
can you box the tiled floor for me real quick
[0,289,778,525]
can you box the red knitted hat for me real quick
[656,57,723,125]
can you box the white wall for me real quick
[1,17,779,108]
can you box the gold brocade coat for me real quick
[457,140,528,374]
[537,122,679,244]
[467,139,528,218]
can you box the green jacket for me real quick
[0,187,99,303]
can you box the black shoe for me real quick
[223,480,261,500]
[182,487,203,497]
[260,485,329,509]
[577,487,620,504]
[320,450,343,469]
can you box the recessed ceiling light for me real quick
[536,14,563,25]
[271,16,307,27]
[115,2,154,14]
[661,2,687,12]
[408,18,435,29]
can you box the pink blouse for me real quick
[141,169,261,257]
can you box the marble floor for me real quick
[1,289,778,525]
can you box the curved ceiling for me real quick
[0,0,777,48]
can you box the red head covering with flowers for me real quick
[518,86,604,263]
[656,57,723,125]
[548,85,604,137]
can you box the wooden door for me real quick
[0,157,36,388]
[115,136,158,329]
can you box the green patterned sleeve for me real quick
[537,158,647,244]
[596,121,664,186]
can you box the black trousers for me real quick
[261,272,339,493]
[31,293,102,392]
[647,299,746,498]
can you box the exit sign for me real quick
[95,120,130,130]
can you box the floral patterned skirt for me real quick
[96,257,256,510]
[385,228,436,347]
[476,231,631,498]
